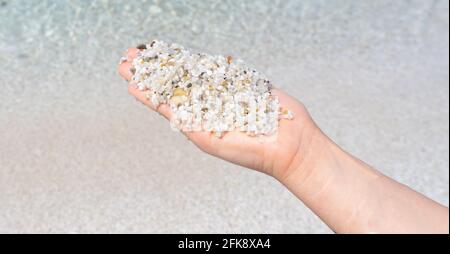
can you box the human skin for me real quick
[119,48,449,233]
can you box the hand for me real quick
[118,48,324,181]
[118,47,449,233]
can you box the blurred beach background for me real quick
[0,0,448,233]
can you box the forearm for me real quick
[280,129,449,233]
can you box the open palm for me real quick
[119,48,318,180]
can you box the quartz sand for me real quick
[129,40,292,137]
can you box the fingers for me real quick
[118,48,139,81]
[119,47,173,121]
[119,61,133,81]
[126,48,139,59]
[127,85,172,120]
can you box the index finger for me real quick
[118,48,139,81]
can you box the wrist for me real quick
[276,124,367,204]
[274,122,333,186]
[277,127,382,232]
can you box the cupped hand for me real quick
[118,48,321,181]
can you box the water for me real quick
[0,0,448,233]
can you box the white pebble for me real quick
[127,40,293,137]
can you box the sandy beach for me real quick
[0,0,448,233]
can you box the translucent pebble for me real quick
[127,40,293,137]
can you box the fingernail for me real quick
[119,56,127,64]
